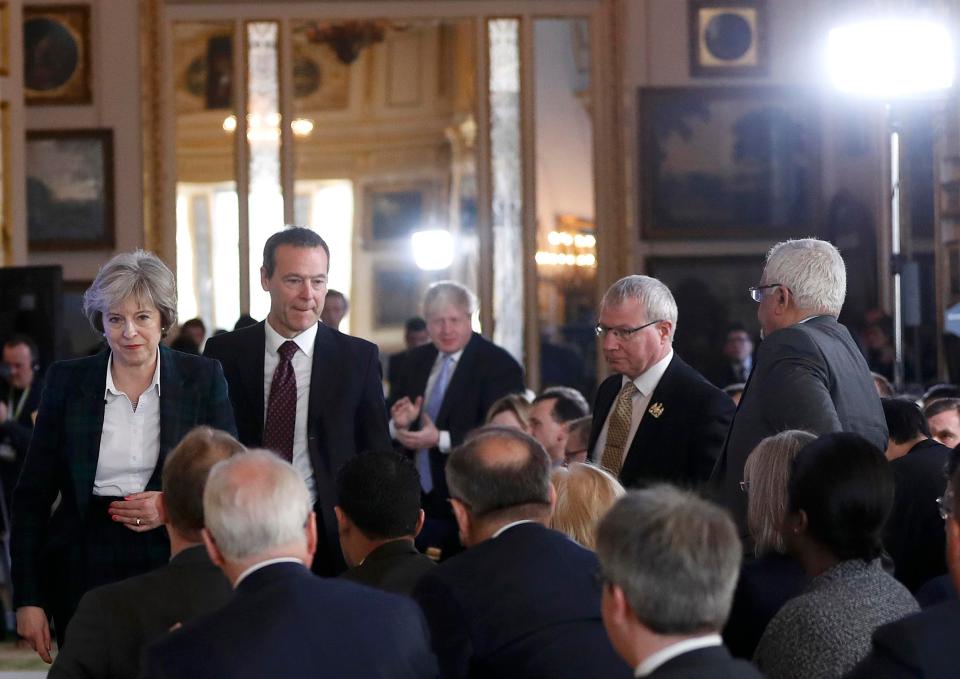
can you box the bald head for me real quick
[445,426,553,527]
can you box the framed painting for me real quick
[362,180,440,244]
[0,3,9,76]
[26,128,115,250]
[688,0,767,77]
[639,86,820,239]
[372,266,424,328]
[23,4,92,105]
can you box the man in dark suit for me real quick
[49,427,243,679]
[706,323,754,388]
[413,427,632,679]
[204,227,391,575]
[712,238,888,533]
[588,276,734,488]
[848,445,960,679]
[0,335,42,517]
[336,450,435,596]
[141,450,437,679]
[597,486,762,679]
[388,281,524,557]
[881,397,951,592]
[387,317,430,389]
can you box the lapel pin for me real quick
[648,402,664,418]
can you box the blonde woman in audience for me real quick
[485,393,531,432]
[722,430,813,658]
[549,462,624,550]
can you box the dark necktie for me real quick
[263,340,298,462]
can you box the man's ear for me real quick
[334,506,350,535]
[450,499,471,542]
[414,509,426,538]
[260,266,270,292]
[202,528,225,569]
[547,481,558,518]
[156,492,167,526]
[304,511,318,562]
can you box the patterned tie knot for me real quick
[620,381,639,399]
[278,340,298,362]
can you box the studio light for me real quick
[411,229,454,271]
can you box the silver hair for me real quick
[82,250,178,333]
[203,449,312,562]
[423,280,479,317]
[601,275,678,340]
[764,238,846,316]
[596,485,741,635]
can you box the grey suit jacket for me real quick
[712,315,887,532]
[49,546,232,679]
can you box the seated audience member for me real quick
[529,386,590,466]
[924,398,960,449]
[722,430,812,659]
[882,397,951,592]
[849,444,960,678]
[320,289,349,330]
[920,383,960,408]
[49,427,243,679]
[564,415,592,465]
[413,426,632,679]
[336,451,435,596]
[485,393,531,432]
[597,486,762,679]
[549,463,624,550]
[723,382,746,406]
[753,433,919,679]
[0,335,42,517]
[170,318,206,354]
[141,451,437,679]
[872,372,894,398]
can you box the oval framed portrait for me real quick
[23,5,92,105]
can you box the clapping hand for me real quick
[395,412,440,450]
[390,396,423,431]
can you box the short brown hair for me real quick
[162,427,245,541]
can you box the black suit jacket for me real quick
[647,646,765,679]
[387,333,524,503]
[11,348,236,613]
[0,375,43,516]
[588,354,735,488]
[413,522,632,679]
[886,438,951,592]
[340,539,435,596]
[713,316,888,532]
[203,321,391,574]
[847,599,960,678]
[49,545,231,679]
[141,561,438,679]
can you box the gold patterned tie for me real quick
[600,381,639,475]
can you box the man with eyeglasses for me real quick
[586,275,734,488]
[712,238,888,536]
[849,444,960,679]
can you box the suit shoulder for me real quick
[328,328,380,357]
[472,334,520,365]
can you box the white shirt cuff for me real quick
[439,431,451,453]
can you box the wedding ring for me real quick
[136,517,142,526]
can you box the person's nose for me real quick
[601,330,618,351]
[123,318,138,338]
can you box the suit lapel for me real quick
[153,346,190,489]
[74,352,110,514]
[307,323,336,445]
[435,334,478,426]
[411,345,437,400]
[588,376,619,453]
[242,323,268,442]
[620,355,679,482]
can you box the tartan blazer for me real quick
[11,346,236,609]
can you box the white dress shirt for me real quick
[634,634,722,677]
[93,351,162,496]
[264,320,317,504]
[389,347,465,453]
[592,350,674,462]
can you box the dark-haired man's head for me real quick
[403,317,430,350]
[784,432,893,569]
[529,387,590,466]
[882,397,932,460]
[260,226,331,339]
[2,334,38,390]
[160,426,245,551]
[445,426,555,547]
[723,323,753,363]
[321,289,349,330]
[924,398,960,450]
[564,415,593,465]
[334,451,424,568]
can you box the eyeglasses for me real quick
[937,488,955,521]
[739,481,750,493]
[748,284,784,303]
[595,319,664,340]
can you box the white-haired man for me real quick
[587,275,735,488]
[388,280,524,558]
[712,238,887,533]
[140,450,437,679]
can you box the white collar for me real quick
[233,557,305,588]
[105,348,161,398]
[624,349,673,397]
[635,634,722,677]
[491,519,537,539]
[265,319,317,358]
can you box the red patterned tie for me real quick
[263,340,298,462]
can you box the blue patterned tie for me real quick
[417,354,452,493]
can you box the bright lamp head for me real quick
[827,19,954,99]
[411,230,454,271]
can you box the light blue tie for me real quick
[417,354,452,493]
